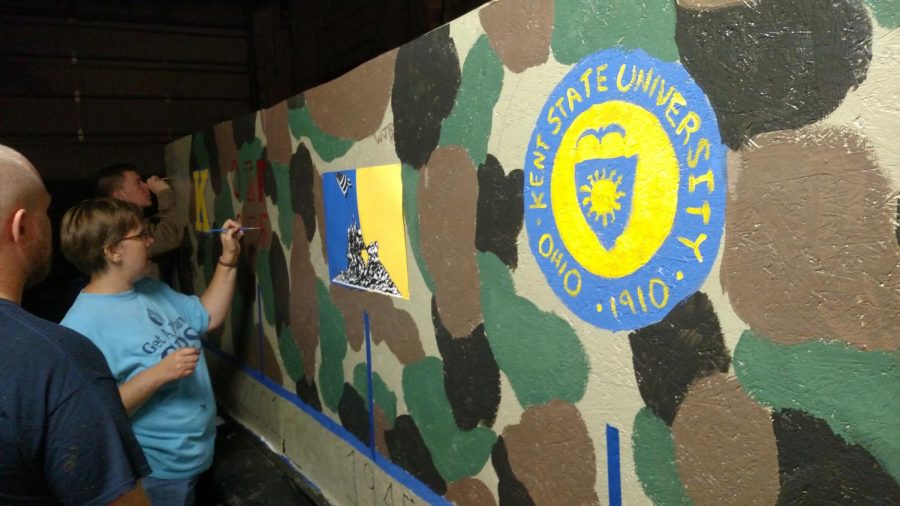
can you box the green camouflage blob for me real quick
[316,279,348,413]
[477,251,589,408]
[270,161,294,248]
[255,247,275,326]
[353,363,398,425]
[288,106,353,162]
[210,177,235,282]
[552,0,678,63]
[865,0,899,27]
[191,131,210,169]
[439,35,504,167]
[632,408,695,506]
[278,325,305,383]
[734,329,900,480]
[402,357,496,482]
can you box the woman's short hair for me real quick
[61,197,143,275]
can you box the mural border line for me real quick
[364,311,376,460]
[202,338,452,506]
[606,424,622,506]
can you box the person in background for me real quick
[96,163,181,279]
[0,145,151,505]
[60,197,242,506]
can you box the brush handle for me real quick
[200,227,261,234]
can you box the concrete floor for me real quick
[197,415,323,506]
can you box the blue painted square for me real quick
[323,170,359,282]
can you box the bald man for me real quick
[0,145,151,505]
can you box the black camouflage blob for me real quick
[391,25,461,169]
[385,415,447,494]
[230,253,257,367]
[296,376,322,412]
[676,0,872,148]
[432,297,500,430]
[269,232,291,334]
[232,111,257,149]
[338,383,370,447]
[492,436,536,506]
[193,127,221,195]
[261,149,278,203]
[773,409,900,505]
[629,291,730,425]
[195,228,209,269]
[289,143,317,242]
[475,154,524,269]
[286,93,305,110]
[176,226,195,296]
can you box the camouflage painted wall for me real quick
[165,0,900,504]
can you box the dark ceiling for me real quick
[0,0,489,181]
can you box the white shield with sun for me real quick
[574,124,636,250]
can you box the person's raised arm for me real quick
[145,176,181,257]
[199,218,242,331]
[118,347,200,415]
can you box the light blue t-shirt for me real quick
[61,277,216,479]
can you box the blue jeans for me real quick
[142,476,198,506]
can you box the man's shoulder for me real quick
[2,301,112,379]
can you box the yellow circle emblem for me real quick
[552,101,679,278]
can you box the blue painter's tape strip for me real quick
[606,424,622,506]
[201,339,450,506]
[364,311,376,460]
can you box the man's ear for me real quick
[10,208,27,243]
[111,188,124,200]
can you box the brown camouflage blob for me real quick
[314,170,327,259]
[722,127,900,351]
[261,338,283,384]
[373,404,390,458]
[672,373,780,506]
[239,171,273,253]
[328,284,366,351]
[289,215,320,381]
[445,477,497,506]
[479,0,554,73]
[213,121,239,190]
[305,49,397,141]
[369,305,423,365]
[503,400,599,506]
[419,146,483,337]
[260,100,292,165]
[231,318,283,385]
[329,284,424,365]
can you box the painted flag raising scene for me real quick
[323,163,408,299]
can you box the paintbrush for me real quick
[199,227,262,234]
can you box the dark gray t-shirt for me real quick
[0,299,150,505]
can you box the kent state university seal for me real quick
[524,49,726,331]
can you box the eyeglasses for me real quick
[119,230,151,243]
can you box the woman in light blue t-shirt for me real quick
[59,197,243,506]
